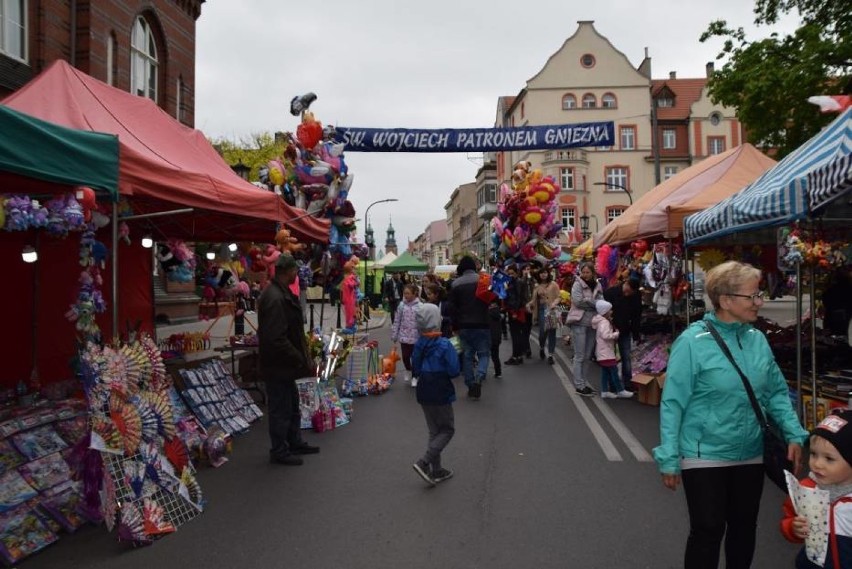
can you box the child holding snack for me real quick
[781,409,852,568]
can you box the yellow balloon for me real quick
[269,168,284,186]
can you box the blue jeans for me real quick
[600,365,623,393]
[537,307,557,355]
[617,334,633,386]
[458,328,491,387]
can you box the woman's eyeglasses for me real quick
[726,291,766,303]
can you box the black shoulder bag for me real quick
[704,321,792,491]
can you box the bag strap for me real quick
[704,320,769,429]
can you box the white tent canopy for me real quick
[373,251,398,268]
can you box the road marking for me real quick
[531,336,654,462]
[530,337,622,461]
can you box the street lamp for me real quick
[593,181,633,205]
[363,198,399,332]
[579,215,590,240]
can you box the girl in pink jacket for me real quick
[592,300,633,399]
[392,284,422,386]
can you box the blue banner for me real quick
[333,122,614,153]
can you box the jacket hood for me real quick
[591,314,607,329]
[403,297,422,306]
[416,303,441,332]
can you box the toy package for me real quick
[17,452,71,492]
[0,505,58,564]
[0,439,24,476]
[10,425,68,461]
[0,470,39,512]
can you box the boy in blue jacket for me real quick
[412,303,461,486]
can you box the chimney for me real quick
[706,62,715,78]
[669,71,677,80]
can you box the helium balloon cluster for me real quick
[490,161,563,267]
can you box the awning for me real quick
[0,105,119,196]
[685,107,852,245]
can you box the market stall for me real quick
[685,107,852,424]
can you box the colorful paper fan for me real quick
[101,469,117,532]
[123,459,146,499]
[117,502,152,546]
[91,415,123,454]
[110,398,142,456]
[140,335,168,390]
[143,391,176,440]
[179,467,203,509]
[164,437,191,473]
[142,497,175,536]
[133,397,160,443]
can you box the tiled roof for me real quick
[651,78,707,121]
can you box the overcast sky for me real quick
[195,0,799,250]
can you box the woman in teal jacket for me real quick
[653,261,807,569]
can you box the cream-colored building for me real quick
[444,182,477,261]
[494,21,742,244]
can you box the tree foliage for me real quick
[210,132,285,182]
[701,0,851,157]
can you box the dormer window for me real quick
[656,97,674,108]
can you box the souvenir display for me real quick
[0,505,58,564]
[40,486,89,533]
[11,425,68,461]
[0,439,23,476]
[177,359,262,436]
[0,470,39,512]
[17,452,71,492]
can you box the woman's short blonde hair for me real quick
[704,261,762,310]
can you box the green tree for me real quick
[210,132,287,182]
[701,0,851,157]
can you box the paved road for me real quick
[30,307,804,569]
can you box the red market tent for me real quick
[2,60,329,244]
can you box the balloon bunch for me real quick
[490,161,563,267]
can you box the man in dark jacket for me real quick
[258,255,320,465]
[603,278,642,389]
[447,256,491,399]
[383,272,403,324]
[503,264,530,366]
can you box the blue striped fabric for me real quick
[685,108,852,245]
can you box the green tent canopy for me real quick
[383,251,428,273]
[0,105,119,196]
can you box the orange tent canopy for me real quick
[593,144,775,247]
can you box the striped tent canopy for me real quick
[685,107,852,245]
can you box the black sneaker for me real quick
[431,468,454,483]
[412,460,435,486]
[547,355,554,365]
[539,349,546,360]
[525,351,532,359]
[468,383,482,399]
[494,371,502,378]
[576,386,595,397]
[270,454,304,466]
[291,443,320,455]
[504,357,520,366]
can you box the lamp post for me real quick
[363,198,399,332]
[579,214,590,240]
[593,181,633,205]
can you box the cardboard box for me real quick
[631,372,666,406]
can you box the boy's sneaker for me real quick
[412,460,435,486]
[403,372,411,383]
[547,355,554,365]
[617,390,634,398]
[431,468,454,483]
[601,391,617,399]
[576,386,595,397]
[411,376,419,388]
[468,382,481,399]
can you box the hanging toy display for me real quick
[490,161,563,269]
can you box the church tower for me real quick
[384,219,398,255]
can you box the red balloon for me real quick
[76,186,97,210]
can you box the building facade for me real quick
[383,221,398,255]
[444,182,477,262]
[0,0,204,126]
[494,21,742,243]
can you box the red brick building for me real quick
[0,0,204,126]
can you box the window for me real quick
[487,183,497,203]
[664,166,679,180]
[605,167,629,191]
[131,16,158,101]
[656,97,674,108]
[582,94,596,109]
[580,53,596,68]
[708,136,726,155]
[662,128,676,149]
[620,126,636,150]
[606,207,628,223]
[561,207,576,231]
[601,93,617,108]
[561,94,576,110]
[559,167,574,191]
[709,112,722,126]
[0,0,26,61]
